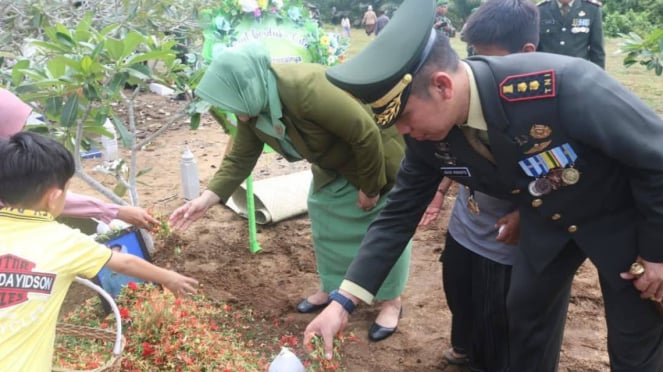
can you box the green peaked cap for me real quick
[326,0,436,128]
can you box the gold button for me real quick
[567,225,578,233]
[531,199,543,208]
[551,213,561,221]
[511,189,521,194]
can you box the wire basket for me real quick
[53,277,125,372]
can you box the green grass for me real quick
[604,38,663,114]
[340,30,662,116]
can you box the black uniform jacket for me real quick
[537,0,605,68]
[345,52,663,295]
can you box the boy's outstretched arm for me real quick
[105,252,199,296]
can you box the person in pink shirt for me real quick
[0,88,157,229]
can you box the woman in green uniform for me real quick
[169,44,411,341]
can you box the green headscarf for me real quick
[196,43,290,144]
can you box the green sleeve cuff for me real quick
[339,280,374,305]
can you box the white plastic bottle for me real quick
[101,118,119,162]
[180,146,200,200]
[268,347,305,372]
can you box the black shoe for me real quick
[368,307,403,342]
[296,299,329,313]
[443,348,469,365]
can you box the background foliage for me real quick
[308,0,663,37]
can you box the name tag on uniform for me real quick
[441,167,472,177]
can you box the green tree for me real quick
[10,13,188,206]
[602,0,663,34]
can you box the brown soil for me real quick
[62,92,609,371]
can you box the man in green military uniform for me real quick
[434,0,455,37]
[303,0,663,370]
[537,0,605,68]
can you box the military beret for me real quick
[437,0,449,5]
[326,0,436,128]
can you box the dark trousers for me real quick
[442,232,512,372]
[508,241,663,372]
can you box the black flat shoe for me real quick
[368,307,403,342]
[296,299,329,313]
[368,322,397,342]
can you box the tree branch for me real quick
[76,170,127,206]
[135,110,188,149]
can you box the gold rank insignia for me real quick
[529,124,552,139]
[499,70,556,102]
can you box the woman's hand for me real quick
[116,206,159,229]
[357,190,380,211]
[169,190,220,230]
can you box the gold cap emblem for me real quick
[529,124,552,139]
[371,74,413,128]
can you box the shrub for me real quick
[604,10,653,37]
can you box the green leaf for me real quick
[125,63,152,82]
[193,99,211,114]
[106,38,125,61]
[55,24,71,38]
[82,123,110,137]
[136,167,153,178]
[46,58,67,78]
[83,84,101,101]
[60,95,79,128]
[123,32,145,57]
[127,49,175,65]
[109,112,132,148]
[80,56,94,74]
[74,13,94,43]
[190,113,201,130]
[623,55,638,67]
[55,32,76,49]
[30,40,71,54]
[45,97,63,119]
[91,41,105,59]
[108,72,130,94]
[113,183,128,198]
[11,60,30,86]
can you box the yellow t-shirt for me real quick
[0,208,112,372]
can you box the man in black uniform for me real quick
[537,0,605,68]
[303,0,663,370]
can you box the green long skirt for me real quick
[307,176,411,300]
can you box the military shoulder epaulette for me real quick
[582,0,603,7]
[499,70,556,103]
[536,0,551,6]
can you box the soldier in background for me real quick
[537,0,605,68]
[362,5,378,36]
[434,0,455,37]
[375,9,390,36]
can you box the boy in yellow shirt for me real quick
[0,132,199,371]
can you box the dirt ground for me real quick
[63,92,610,371]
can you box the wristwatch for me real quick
[364,191,379,198]
[329,290,356,314]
